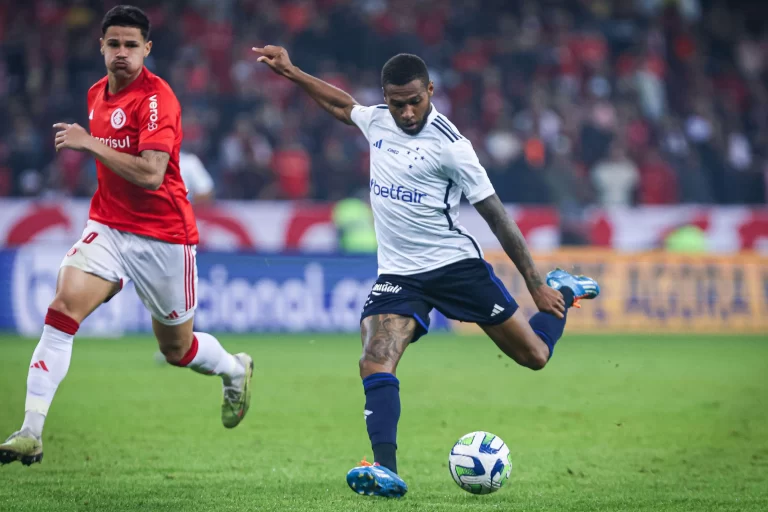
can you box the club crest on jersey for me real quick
[147,94,158,131]
[111,108,126,129]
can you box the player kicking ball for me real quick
[0,6,253,466]
[254,46,600,497]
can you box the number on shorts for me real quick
[82,232,99,244]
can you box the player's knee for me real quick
[496,332,549,370]
[359,356,375,377]
[359,354,393,378]
[154,320,195,365]
[48,296,78,323]
[524,345,549,371]
[159,339,189,365]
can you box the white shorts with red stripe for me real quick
[61,219,198,326]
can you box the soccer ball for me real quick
[448,431,512,494]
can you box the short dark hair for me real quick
[101,5,151,41]
[381,54,429,88]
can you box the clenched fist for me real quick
[53,123,92,152]
[252,45,296,77]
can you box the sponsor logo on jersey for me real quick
[371,281,402,295]
[147,94,158,131]
[111,108,126,129]
[370,179,427,204]
[92,134,131,149]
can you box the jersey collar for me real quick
[104,66,147,102]
[426,104,440,124]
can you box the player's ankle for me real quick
[21,412,45,439]
[221,355,245,386]
[559,287,575,308]
[372,443,398,474]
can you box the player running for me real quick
[0,5,253,467]
[253,46,600,497]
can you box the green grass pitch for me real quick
[1,333,767,511]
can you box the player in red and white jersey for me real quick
[0,5,253,467]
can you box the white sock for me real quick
[23,325,75,437]
[182,332,244,385]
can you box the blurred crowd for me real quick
[1,0,767,207]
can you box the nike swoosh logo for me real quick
[371,292,382,296]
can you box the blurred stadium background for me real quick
[0,0,765,335]
[1,2,767,511]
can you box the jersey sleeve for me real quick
[181,153,214,196]
[440,138,496,204]
[137,88,179,154]
[350,105,379,141]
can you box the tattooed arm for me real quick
[474,194,565,317]
[53,122,169,191]
[87,147,170,191]
[473,194,543,292]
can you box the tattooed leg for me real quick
[357,314,416,474]
[359,314,416,378]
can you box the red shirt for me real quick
[272,148,310,199]
[640,161,678,205]
[87,67,198,245]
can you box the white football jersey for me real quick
[351,104,495,275]
[179,151,214,201]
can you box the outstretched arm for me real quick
[253,45,357,125]
[474,193,565,318]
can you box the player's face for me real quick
[384,80,434,136]
[100,26,151,79]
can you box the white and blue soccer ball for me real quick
[448,431,512,494]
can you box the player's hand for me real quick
[53,123,92,152]
[252,45,295,77]
[531,285,566,319]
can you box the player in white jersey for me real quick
[180,150,214,203]
[254,46,601,497]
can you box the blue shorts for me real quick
[360,258,519,342]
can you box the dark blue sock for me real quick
[363,372,400,473]
[529,287,574,359]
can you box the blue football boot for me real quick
[346,459,408,498]
[546,268,600,308]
